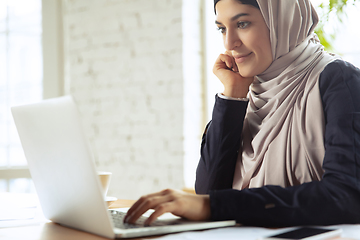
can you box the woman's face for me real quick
[215,0,272,77]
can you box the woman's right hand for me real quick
[124,189,210,226]
[213,52,254,98]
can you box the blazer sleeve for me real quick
[207,60,360,227]
[195,95,248,194]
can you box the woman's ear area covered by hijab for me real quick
[256,0,320,62]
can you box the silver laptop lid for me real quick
[11,96,115,239]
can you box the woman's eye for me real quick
[237,21,250,29]
[217,26,226,34]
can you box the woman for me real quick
[125,0,360,227]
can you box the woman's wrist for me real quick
[200,194,211,221]
[222,87,249,99]
[218,93,248,101]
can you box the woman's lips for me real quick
[234,52,252,64]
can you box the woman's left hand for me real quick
[124,189,211,226]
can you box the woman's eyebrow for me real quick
[215,13,249,25]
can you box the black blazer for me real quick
[195,60,360,227]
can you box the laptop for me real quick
[11,96,236,239]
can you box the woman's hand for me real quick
[213,51,254,98]
[124,189,210,226]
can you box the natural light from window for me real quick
[0,0,42,193]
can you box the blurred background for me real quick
[1,0,359,200]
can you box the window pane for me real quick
[9,146,26,166]
[8,34,42,89]
[0,35,6,87]
[9,178,34,193]
[0,103,6,130]
[0,1,6,31]
[9,84,42,107]
[0,179,7,192]
[1,0,42,174]
[7,0,41,33]
[0,22,5,34]
[8,120,20,144]
[0,147,7,167]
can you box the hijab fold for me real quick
[232,0,339,190]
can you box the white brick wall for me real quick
[63,0,185,199]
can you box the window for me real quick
[0,0,42,193]
[0,0,63,193]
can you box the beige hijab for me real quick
[232,0,339,190]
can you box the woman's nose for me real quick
[224,31,241,51]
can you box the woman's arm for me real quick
[195,95,248,193]
[196,51,253,193]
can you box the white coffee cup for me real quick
[97,171,112,198]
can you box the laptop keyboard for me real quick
[109,210,168,229]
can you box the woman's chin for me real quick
[237,69,255,78]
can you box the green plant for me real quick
[314,0,359,51]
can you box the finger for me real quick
[126,195,171,224]
[224,51,238,72]
[125,191,166,222]
[144,202,175,226]
[126,194,174,224]
[232,58,239,72]
[125,196,148,221]
[214,54,232,71]
[221,54,234,70]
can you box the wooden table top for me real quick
[0,199,163,240]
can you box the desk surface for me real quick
[0,199,161,240]
[0,198,357,240]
